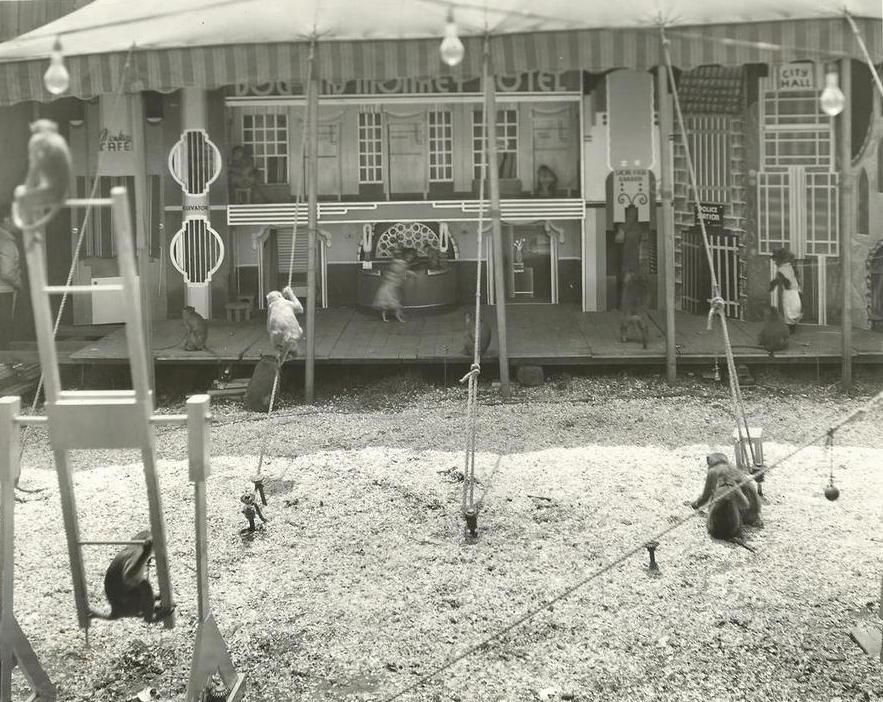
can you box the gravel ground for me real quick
[8,365,883,702]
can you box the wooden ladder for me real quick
[19,187,174,632]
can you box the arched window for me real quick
[858,167,870,235]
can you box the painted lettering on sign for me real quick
[234,70,579,98]
[776,64,815,91]
[695,203,725,225]
[98,128,133,152]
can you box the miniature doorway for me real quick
[484,221,562,304]
[255,226,329,309]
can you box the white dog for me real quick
[265,286,303,361]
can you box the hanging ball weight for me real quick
[824,484,840,501]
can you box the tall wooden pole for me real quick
[305,44,319,403]
[131,94,154,391]
[483,39,511,397]
[657,65,677,384]
[838,58,853,391]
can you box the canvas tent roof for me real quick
[0,0,878,104]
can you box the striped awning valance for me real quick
[0,17,878,105]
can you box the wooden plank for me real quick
[61,303,883,366]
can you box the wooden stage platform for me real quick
[63,304,883,367]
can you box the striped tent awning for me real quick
[0,0,879,105]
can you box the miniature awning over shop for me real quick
[0,0,878,104]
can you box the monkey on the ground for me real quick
[757,305,789,357]
[690,453,762,548]
[12,119,72,232]
[89,530,175,624]
[463,308,492,357]
[240,492,269,533]
[619,272,649,349]
[266,285,303,363]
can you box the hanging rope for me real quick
[18,44,137,463]
[844,12,883,100]
[458,35,491,532]
[253,38,314,487]
[660,28,761,471]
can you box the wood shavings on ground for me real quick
[7,368,883,701]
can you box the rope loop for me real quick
[459,363,481,385]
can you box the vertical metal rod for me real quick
[194,480,209,622]
[484,38,511,397]
[305,41,319,403]
[838,58,853,391]
[656,64,677,382]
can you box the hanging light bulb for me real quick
[439,8,465,67]
[819,69,845,117]
[44,38,70,95]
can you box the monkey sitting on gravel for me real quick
[690,453,762,547]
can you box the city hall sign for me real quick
[233,70,582,97]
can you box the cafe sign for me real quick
[98,128,133,152]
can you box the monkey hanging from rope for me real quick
[12,119,72,233]
[690,453,762,551]
[89,530,176,624]
[266,285,304,365]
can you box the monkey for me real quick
[153,306,220,357]
[757,305,789,357]
[244,355,278,412]
[619,272,649,349]
[12,119,72,232]
[88,530,175,624]
[240,492,269,533]
[690,453,762,550]
[463,308,492,357]
[182,306,209,351]
[266,285,303,363]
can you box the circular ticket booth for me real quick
[357,222,459,311]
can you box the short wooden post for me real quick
[0,396,55,702]
[187,394,211,622]
[185,394,246,701]
[0,396,19,701]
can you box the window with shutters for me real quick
[473,109,518,180]
[72,175,162,259]
[428,109,453,183]
[358,111,384,184]
[241,108,289,185]
[684,116,729,202]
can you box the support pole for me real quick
[838,58,853,391]
[0,397,17,701]
[131,94,154,391]
[305,42,319,404]
[657,64,677,384]
[483,39,511,397]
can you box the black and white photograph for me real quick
[0,1,882,700]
